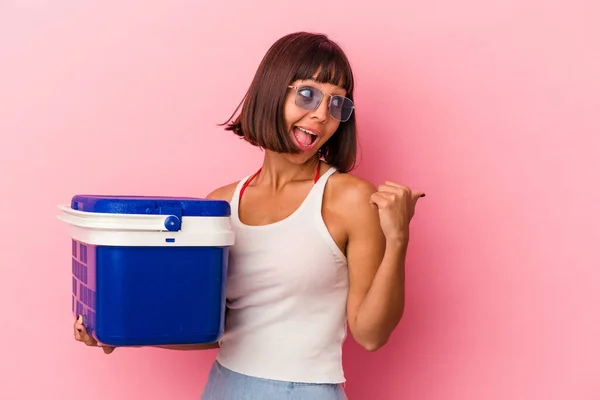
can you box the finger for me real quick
[382,182,426,201]
[75,315,99,346]
[383,182,413,194]
[74,315,85,341]
[83,334,98,346]
[369,199,378,210]
[370,191,394,208]
[102,346,115,355]
[75,315,85,331]
[378,183,411,196]
[383,181,410,190]
[75,318,89,339]
[74,327,94,345]
[371,191,393,202]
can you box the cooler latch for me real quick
[158,206,183,232]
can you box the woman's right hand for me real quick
[74,315,115,354]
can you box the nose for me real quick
[310,96,329,122]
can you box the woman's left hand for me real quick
[370,181,425,243]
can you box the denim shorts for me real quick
[200,361,348,400]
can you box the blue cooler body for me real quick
[59,195,234,347]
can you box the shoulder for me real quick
[205,181,240,202]
[324,170,381,237]
[326,171,378,211]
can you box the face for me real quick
[282,78,349,164]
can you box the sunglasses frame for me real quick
[288,85,355,122]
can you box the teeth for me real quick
[298,127,316,136]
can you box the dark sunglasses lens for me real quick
[330,96,354,121]
[295,86,322,110]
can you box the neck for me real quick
[257,151,320,190]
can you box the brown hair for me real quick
[222,32,357,173]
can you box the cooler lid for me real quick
[70,195,230,217]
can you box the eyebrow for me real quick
[301,79,347,96]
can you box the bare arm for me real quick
[343,179,424,351]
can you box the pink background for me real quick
[1,1,598,399]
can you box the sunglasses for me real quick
[288,85,355,122]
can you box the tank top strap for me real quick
[315,166,338,188]
[229,175,252,220]
[301,166,338,211]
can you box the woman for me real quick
[74,31,424,399]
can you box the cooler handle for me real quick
[57,205,181,232]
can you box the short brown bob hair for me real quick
[223,32,357,173]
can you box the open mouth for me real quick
[292,126,319,149]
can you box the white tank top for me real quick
[216,166,349,383]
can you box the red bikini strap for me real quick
[239,168,261,201]
[239,164,320,201]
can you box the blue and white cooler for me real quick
[57,195,234,347]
